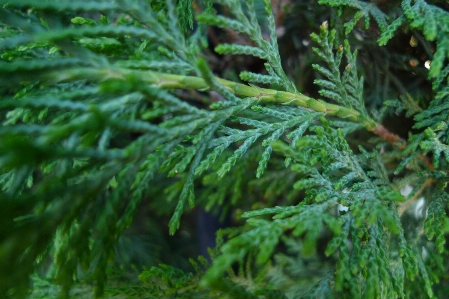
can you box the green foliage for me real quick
[319,0,389,35]
[321,0,449,80]
[197,0,296,93]
[1,0,449,299]
[311,23,367,116]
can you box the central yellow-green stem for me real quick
[47,67,408,145]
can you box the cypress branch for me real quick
[1,0,449,298]
[39,67,389,135]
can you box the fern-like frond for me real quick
[197,0,296,92]
[311,23,367,116]
[401,88,449,169]
[0,1,217,296]
[318,0,389,35]
[200,118,413,297]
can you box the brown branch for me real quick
[372,124,407,149]
[372,124,434,170]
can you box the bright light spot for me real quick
[400,184,413,197]
[410,36,418,47]
[338,204,349,213]
[425,60,431,69]
[414,197,425,218]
